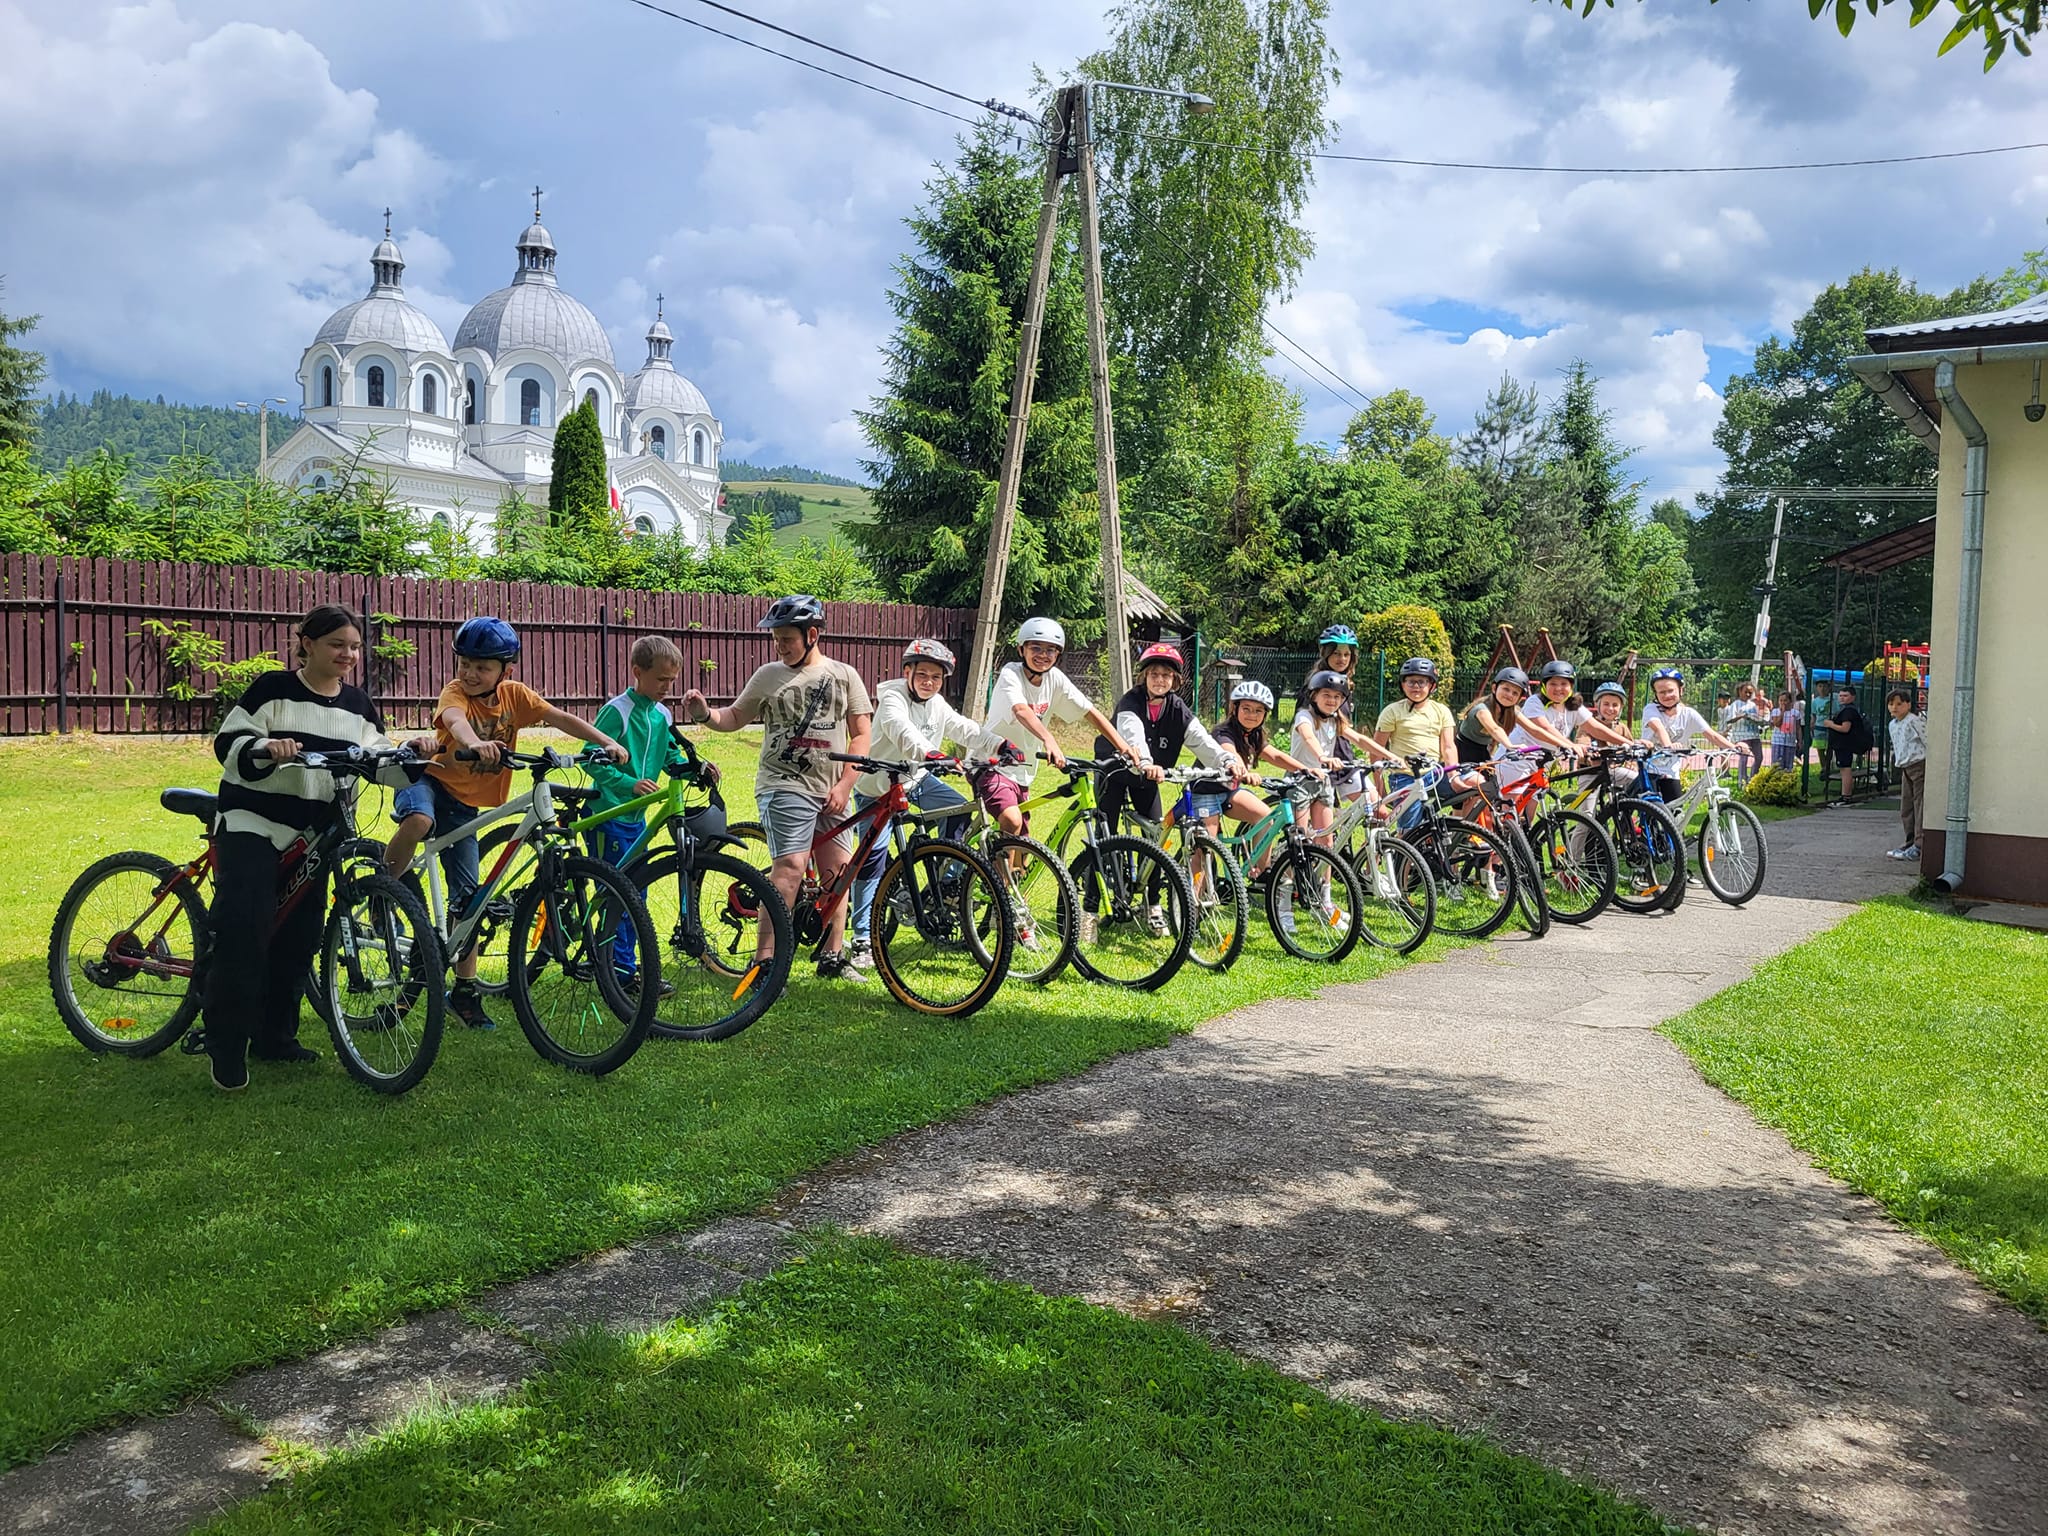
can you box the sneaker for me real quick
[816,950,870,983]
[616,970,678,999]
[1901,844,1920,860]
[210,1054,248,1093]
[251,1041,320,1064]
[1077,911,1099,946]
[451,987,498,1031]
[1144,904,1168,937]
[845,937,873,969]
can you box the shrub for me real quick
[1353,604,1455,697]
[1744,764,1805,807]
[1863,654,1921,683]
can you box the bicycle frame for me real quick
[399,778,559,960]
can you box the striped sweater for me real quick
[213,669,403,847]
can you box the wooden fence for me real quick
[0,555,976,735]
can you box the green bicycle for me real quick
[1205,771,1365,964]
[1109,765,1251,973]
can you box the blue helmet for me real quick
[1651,667,1684,685]
[454,615,520,661]
[1594,681,1627,702]
[1319,624,1359,648]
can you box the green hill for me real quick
[724,480,876,548]
[36,391,273,476]
[719,459,863,488]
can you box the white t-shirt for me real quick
[1538,701,1591,739]
[987,661,1094,786]
[1640,702,1710,777]
[856,678,1000,799]
[1291,709,1340,766]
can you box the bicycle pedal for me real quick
[178,1028,209,1056]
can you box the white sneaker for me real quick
[1144,904,1168,937]
[1078,912,1099,946]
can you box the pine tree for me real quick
[0,283,46,453]
[547,399,609,526]
[856,124,1101,638]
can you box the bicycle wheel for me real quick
[1177,828,1248,972]
[320,873,445,1094]
[1527,809,1617,926]
[508,853,658,1075]
[1264,841,1365,963]
[1069,835,1194,990]
[1423,819,1519,940]
[1502,821,1551,939]
[48,851,208,1056]
[1608,799,1687,914]
[1347,832,1435,956]
[869,839,1012,1018]
[1697,799,1768,906]
[634,848,794,1042]
[983,833,1078,985]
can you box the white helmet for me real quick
[1230,680,1275,709]
[1015,617,1066,648]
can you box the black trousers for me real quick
[202,830,328,1064]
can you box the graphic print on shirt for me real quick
[765,673,848,773]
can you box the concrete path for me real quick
[779,807,2048,1536]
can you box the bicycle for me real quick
[1373,763,1522,941]
[481,732,794,1043]
[48,747,447,1094]
[367,747,659,1075]
[727,753,1016,1018]
[1648,748,1769,905]
[1436,761,1551,939]
[1110,765,1251,972]
[1315,765,1439,956]
[1466,747,1620,927]
[1546,747,1689,914]
[1203,770,1365,964]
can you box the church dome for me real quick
[625,298,711,416]
[453,205,613,366]
[315,219,449,353]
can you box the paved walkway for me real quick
[8,806,2044,1535]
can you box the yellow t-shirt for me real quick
[424,678,551,808]
[1373,697,1455,763]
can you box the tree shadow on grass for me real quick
[783,1026,2048,1536]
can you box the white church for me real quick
[266,199,730,549]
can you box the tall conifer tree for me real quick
[548,399,609,527]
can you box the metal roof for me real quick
[1819,515,1936,575]
[1123,572,1185,626]
[1865,291,2048,348]
[454,277,614,366]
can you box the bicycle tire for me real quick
[1177,827,1248,972]
[869,839,1012,1018]
[320,873,445,1095]
[48,850,208,1056]
[1502,820,1552,939]
[1068,835,1194,990]
[1697,799,1768,906]
[1345,831,1435,956]
[1527,809,1617,926]
[1265,841,1365,963]
[634,848,794,1041]
[982,832,1078,985]
[1608,799,1687,914]
[508,853,658,1075]
[1421,818,1519,940]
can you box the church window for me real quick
[309,473,329,491]
[367,365,386,408]
[649,425,666,459]
[692,429,707,466]
[421,374,438,415]
[463,380,476,425]
[521,378,541,425]
[584,388,599,414]
[320,365,333,408]
[633,515,655,535]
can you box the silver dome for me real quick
[315,294,450,353]
[454,280,614,365]
[626,361,710,417]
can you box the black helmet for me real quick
[1492,665,1531,691]
[1538,659,1577,682]
[453,615,521,661]
[1306,668,1351,696]
[1398,656,1439,680]
[758,594,825,632]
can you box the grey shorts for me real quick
[755,787,854,859]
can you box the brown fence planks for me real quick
[0,555,977,735]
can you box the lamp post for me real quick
[962,79,1214,708]
[234,397,291,476]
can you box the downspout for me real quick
[1931,360,1987,895]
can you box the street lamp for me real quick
[963,77,1216,708]
[234,397,292,476]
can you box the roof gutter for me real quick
[1849,338,2048,449]
[1845,354,1941,450]
[1930,360,1988,896]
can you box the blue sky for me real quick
[2,0,2044,506]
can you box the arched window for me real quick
[633,515,655,535]
[421,374,438,415]
[521,378,541,425]
[463,380,476,425]
[648,424,666,459]
[367,365,386,408]
[431,510,451,529]
[309,473,329,491]
[320,365,334,408]
[583,387,599,414]
[692,429,707,466]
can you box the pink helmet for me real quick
[1137,642,1185,674]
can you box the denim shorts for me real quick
[1191,791,1228,820]
[756,786,853,859]
[393,775,483,911]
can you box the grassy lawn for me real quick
[0,732,1461,1467]
[200,1235,1677,1536]
[722,480,874,549]
[1664,897,2048,1320]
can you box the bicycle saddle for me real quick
[160,788,218,823]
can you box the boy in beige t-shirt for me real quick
[682,595,874,981]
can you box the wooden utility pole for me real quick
[963,87,1082,709]
[1749,493,1788,690]
[1073,88,1133,702]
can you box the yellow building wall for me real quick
[1923,359,2048,844]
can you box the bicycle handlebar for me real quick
[256,745,420,777]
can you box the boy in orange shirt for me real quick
[383,615,626,1029]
